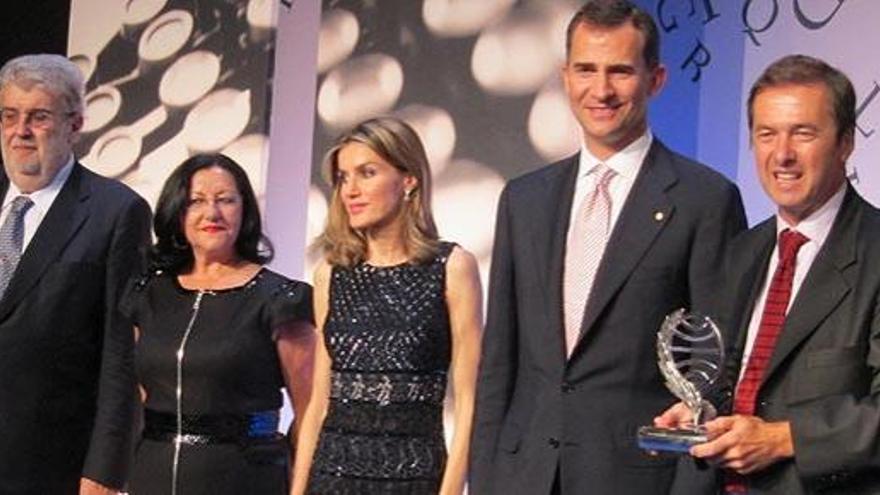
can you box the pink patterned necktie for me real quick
[563,164,615,357]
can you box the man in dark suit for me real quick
[0,54,151,494]
[469,1,746,494]
[657,55,880,494]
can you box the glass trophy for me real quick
[637,308,724,453]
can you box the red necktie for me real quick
[725,228,809,494]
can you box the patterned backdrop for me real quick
[69,0,277,207]
[307,0,586,282]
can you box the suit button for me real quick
[548,437,560,449]
[561,382,574,393]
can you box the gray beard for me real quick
[0,150,42,176]
[17,161,42,175]
[0,144,40,175]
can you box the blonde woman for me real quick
[292,117,482,494]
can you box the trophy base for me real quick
[637,426,707,453]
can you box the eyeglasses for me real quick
[0,108,76,129]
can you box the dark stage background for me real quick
[0,2,69,69]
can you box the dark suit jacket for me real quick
[470,140,746,494]
[0,163,151,494]
[710,185,880,494]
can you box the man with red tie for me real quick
[657,54,880,493]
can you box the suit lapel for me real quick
[573,141,676,352]
[726,220,776,377]
[530,156,578,360]
[762,187,859,385]
[0,164,91,321]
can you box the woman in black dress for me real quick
[292,117,483,494]
[125,154,315,494]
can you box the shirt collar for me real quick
[577,130,653,180]
[4,154,75,212]
[775,182,847,249]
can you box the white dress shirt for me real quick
[566,131,653,246]
[0,155,75,252]
[737,184,847,381]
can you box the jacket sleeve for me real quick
[690,181,746,415]
[687,181,747,321]
[82,193,152,489]
[469,184,519,494]
[788,289,880,482]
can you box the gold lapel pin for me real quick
[654,211,665,222]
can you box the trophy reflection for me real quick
[637,309,724,453]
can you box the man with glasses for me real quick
[0,54,151,494]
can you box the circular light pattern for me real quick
[159,50,221,107]
[135,134,190,202]
[318,8,359,74]
[433,159,505,260]
[83,86,122,133]
[222,133,269,192]
[306,186,329,248]
[528,81,581,161]
[70,0,276,217]
[138,10,194,62]
[247,0,274,30]
[309,0,593,294]
[303,186,330,280]
[68,2,126,69]
[123,0,168,26]
[88,132,141,177]
[317,53,404,131]
[182,88,252,152]
[70,54,95,89]
[545,1,580,61]
[395,104,456,176]
[86,106,168,177]
[471,11,559,95]
[422,0,516,38]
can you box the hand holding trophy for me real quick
[638,308,724,453]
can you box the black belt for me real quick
[143,408,281,445]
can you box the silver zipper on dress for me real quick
[171,290,205,495]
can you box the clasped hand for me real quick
[653,402,794,474]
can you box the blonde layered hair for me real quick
[316,117,440,267]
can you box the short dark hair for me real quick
[565,0,661,68]
[748,54,856,142]
[150,153,273,273]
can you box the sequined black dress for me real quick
[308,242,455,494]
[124,268,313,495]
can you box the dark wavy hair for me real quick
[150,153,273,273]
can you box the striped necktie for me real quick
[725,228,809,494]
[0,195,34,299]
